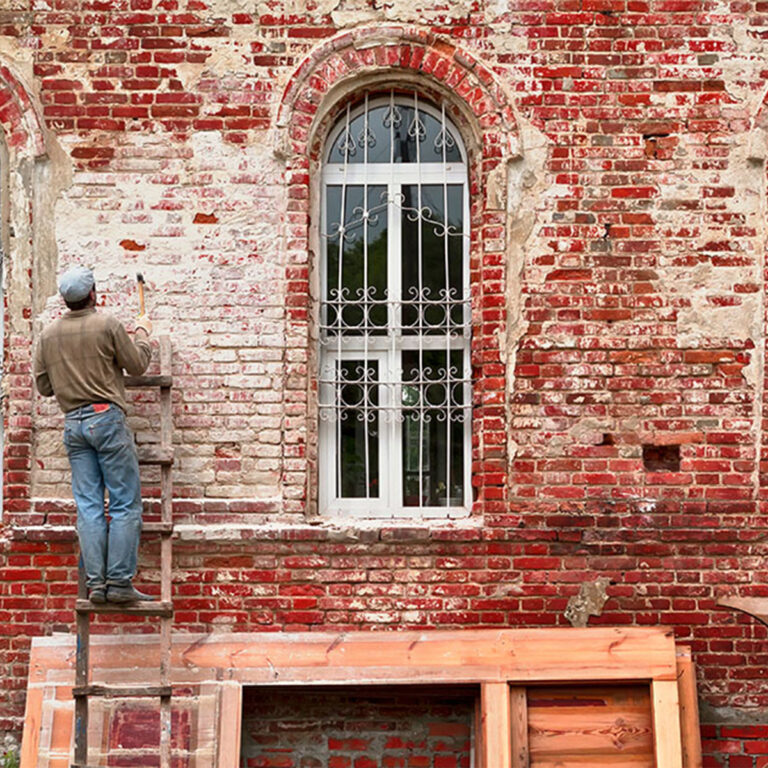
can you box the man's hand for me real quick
[135,314,153,336]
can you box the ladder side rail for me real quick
[159,335,173,768]
[73,567,90,767]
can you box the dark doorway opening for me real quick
[240,684,476,767]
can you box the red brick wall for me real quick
[702,725,768,767]
[2,1,768,762]
[240,687,473,768]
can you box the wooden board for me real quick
[216,682,242,768]
[527,684,654,767]
[179,627,679,685]
[676,646,703,768]
[510,686,529,768]
[652,679,684,768]
[481,683,511,768]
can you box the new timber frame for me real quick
[21,627,699,768]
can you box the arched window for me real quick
[319,91,471,518]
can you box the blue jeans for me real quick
[64,404,142,590]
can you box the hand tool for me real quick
[137,272,145,315]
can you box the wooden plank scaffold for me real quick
[71,335,174,768]
[22,627,701,768]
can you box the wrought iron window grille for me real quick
[319,91,471,517]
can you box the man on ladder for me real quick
[34,265,154,604]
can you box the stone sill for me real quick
[10,519,485,544]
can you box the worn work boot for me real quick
[106,584,157,603]
[89,586,107,604]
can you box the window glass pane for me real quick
[400,184,464,335]
[325,185,388,336]
[338,360,380,498]
[327,102,462,164]
[394,105,462,164]
[401,350,465,507]
[327,109,385,165]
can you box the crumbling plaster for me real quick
[204,0,478,27]
[32,130,287,501]
[504,117,551,466]
[0,38,68,321]
[564,576,612,628]
[12,7,768,511]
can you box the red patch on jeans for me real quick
[92,403,110,413]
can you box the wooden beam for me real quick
[676,647,703,768]
[180,628,678,685]
[20,628,679,683]
[481,683,511,768]
[73,602,89,767]
[19,687,42,768]
[474,696,484,768]
[652,679,684,768]
[509,687,529,768]
[216,682,243,768]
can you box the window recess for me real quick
[319,91,471,518]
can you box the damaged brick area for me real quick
[564,576,613,628]
[2,0,768,764]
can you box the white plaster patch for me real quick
[505,116,550,464]
[331,6,382,25]
[204,0,253,15]
[176,39,252,90]
[40,26,71,52]
[485,0,511,17]
[257,0,340,19]
[331,0,476,25]
[695,0,768,114]
[672,265,760,386]
[380,0,474,22]
[677,292,760,383]
[0,35,34,86]
[569,417,614,445]
[656,124,763,388]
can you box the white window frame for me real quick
[319,92,471,519]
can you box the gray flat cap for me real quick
[58,266,95,303]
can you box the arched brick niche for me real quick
[752,96,768,510]
[0,64,45,159]
[275,26,521,518]
[0,64,47,522]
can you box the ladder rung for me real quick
[142,521,174,534]
[73,684,172,698]
[137,446,173,465]
[72,763,106,768]
[76,599,173,617]
[125,374,173,388]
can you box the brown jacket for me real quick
[34,308,151,413]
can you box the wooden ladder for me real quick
[72,335,174,768]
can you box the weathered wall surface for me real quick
[2,0,768,763]
[240,687,473,768]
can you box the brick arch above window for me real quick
[276,26,521,160]
[277,29,520,519]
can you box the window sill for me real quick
[173,518,484,543]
